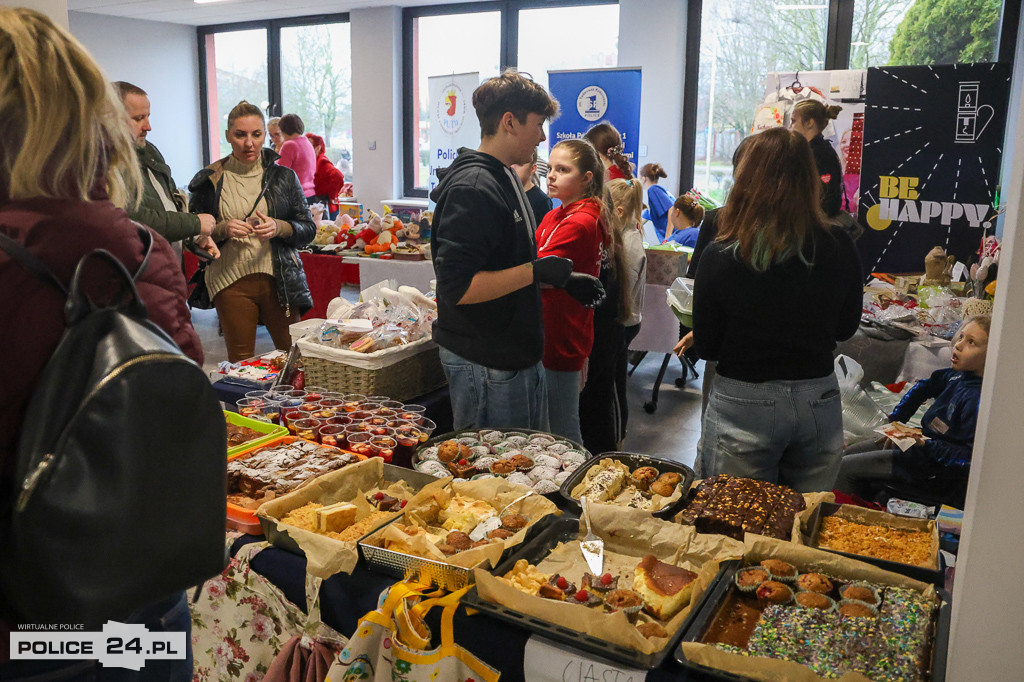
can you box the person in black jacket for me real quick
[791,100,844,219]
[430,69,604,431]
[188,101,315,362]
[692,128,862,492]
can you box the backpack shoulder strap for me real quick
[0,229,68,297]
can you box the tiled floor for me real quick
[194,288,703,470]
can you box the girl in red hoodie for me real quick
[537,139,605,443]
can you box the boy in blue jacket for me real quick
[834,315,989,507]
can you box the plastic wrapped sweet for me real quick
[553,470,572,485]
[533,454,561,469]
[506,472,533,488]
[528,466,560,483]
[532,479,560,494]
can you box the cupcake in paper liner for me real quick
[522,444,546,455]
[561,460,583,473]
[528,433,556,445]
[508,453,535,473]
[553,470,572,485]
[492,441,515,455]
[561,451,587,468]
[504,434,529,447]
[547,442,572,454]
[759,559,799,583]
[457,436,480,447]
[489,459,516,477]
[604,589,644,622]
[471,473,496,481]
[838,599,880,618]
[418,446,439,461]
[480,430,504,444]
[839,583,881,608]
[532,479,560,494]
[506,472,533,488]
[469,445,491,460]
[755,581,794,607]
[474,456,499,473]
[499,448,523,460]
[795,572,833,594]
[528,465,560,482]
[795,591,836,612]
[734,566,771,593]
[533,454,561,470]
[416,460,449,477]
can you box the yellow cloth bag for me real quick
[326,580,500,682]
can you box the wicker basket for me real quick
[301,345,446,401]
[961,297,993,319]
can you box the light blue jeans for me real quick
[439,347,549,431]
[699,373,843,492]
[545,368,583,444]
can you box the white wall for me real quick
[618,0,687,194]
[12,0,67,28]
[946,8,1024,678]
[350,6,403,211]
[69,11,203,189]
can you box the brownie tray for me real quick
[462,516,699,670]
[558,452,695,520]
[673,560,951,682]
[805,502,944,586]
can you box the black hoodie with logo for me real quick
[429,148,543,370]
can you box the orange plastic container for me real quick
[226,435,366,535]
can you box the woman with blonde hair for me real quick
[0,7,200,678]
[188,101,315,362]
[692,127,862,491]
[580,178,647,454]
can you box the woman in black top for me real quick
[692,128,862,492]
[791,100,844,219]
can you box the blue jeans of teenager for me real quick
[439,347,549,431]
[699,373,843,492]
[545,368,583,444]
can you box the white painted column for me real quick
[350,6,402,212]
[946,8,1024,679]
[617,0,688,193]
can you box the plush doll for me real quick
[397,221,422,245]
[365,215,401,254]
[353,215,383,250]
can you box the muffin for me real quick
[500,513,528,531]
[474,456,499,472]
[838,600,879,618]
[840,584,880,606]
[795,591,835,611]
[489,459,516,476]
[509,453,535,471]
[553,470,572,485]
[760,559,798,581]
[469,445,491,460]
[437,439,462,463]
[796,572,833,594]
[636,621,668,639]
[735,567,771,592]
[650,472,683,497]
[438,543,459,556]
[446,531,473,551]
[486,528,514,540]
[533,454,562,469]
[604,589,645,621]
[756,581,794,605]
[631,466,659,491]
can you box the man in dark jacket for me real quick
[115,81,219,256]
[430,69,604,430]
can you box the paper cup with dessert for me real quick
[257,457,449,577]
[475,504,746,657]
[364,477,560,569]
[678,535,942,682]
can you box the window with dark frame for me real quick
[197,13,351,170]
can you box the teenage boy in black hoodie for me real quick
[430,70,604,431]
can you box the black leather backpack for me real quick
[0,226,227,626]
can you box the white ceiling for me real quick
[67,0,482,26]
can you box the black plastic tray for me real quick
[674,560,951,681]
[462,516,698,670]
[558,452,695,520]
[805,502,945,586]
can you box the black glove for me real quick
[564,272,606,308]
[531,256,573,287]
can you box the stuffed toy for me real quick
[397,221,422,245]
[353,214,383,250]
[365,215,402,254]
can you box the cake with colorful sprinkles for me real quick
[705,575,938,681]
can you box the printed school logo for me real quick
[436,84,466,135]
[576,85,608,122]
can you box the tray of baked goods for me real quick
[559,452,694,519]
[413,429,591,499]
[675,474,835,542]
[225,410,288,457]
[358,477,560,590]
[675,536,950,682]
[798,502,943,586]
[226,436,366,535]
[466,503,746,669]
[255,459,450,577]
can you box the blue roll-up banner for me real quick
[547,68,642,166]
